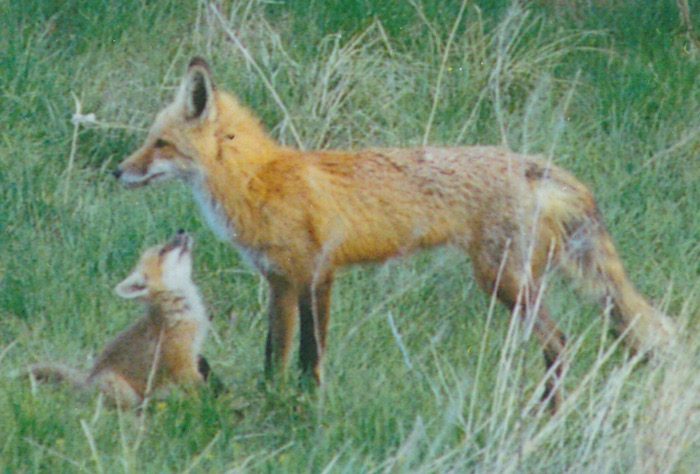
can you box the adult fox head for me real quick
[113,57,278,188]
[115,230,196,299]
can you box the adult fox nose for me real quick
[112,168,123,179]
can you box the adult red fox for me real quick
[114,57,674,410]
[30,231,211,408]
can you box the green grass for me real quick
[1,0,699,471]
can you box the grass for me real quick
[1,0,699,471]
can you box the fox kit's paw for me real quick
[197,354,211,381]
[197,355,227,396]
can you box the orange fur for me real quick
[116,58,675,411]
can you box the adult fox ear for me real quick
[114,272,148,299]
[180,57,217,122]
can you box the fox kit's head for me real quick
[115,230,196,300]
[113,57,276,188]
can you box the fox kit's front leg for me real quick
[163,331,207,387]
[265,274,300,380]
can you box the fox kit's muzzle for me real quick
[161,229,193,256]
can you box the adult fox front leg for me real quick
[298,272,334,384]
[263,271,334,383]
[114,57,675,411]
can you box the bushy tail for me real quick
[538,168,676,354]
[28,363,86,390]
[568,225,675,353]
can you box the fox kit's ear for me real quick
[181,57,216,122]
[114,272,148,299]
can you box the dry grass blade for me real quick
[208,2,305,149]
[423,0,468,145]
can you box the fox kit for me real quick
[30,231,210,408]
[114,58,674,410]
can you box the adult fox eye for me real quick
[154,138,168,148]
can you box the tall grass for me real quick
[1,0,699,471]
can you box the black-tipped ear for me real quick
[188,56,211,72]
[190,72,208,118]
[182,57,216,122]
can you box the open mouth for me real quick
[121,172,166,189]
[171,230,193,256]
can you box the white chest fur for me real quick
[186,290,209,357]
[191,179,274,273]
[192,180,234,242]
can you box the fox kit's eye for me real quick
[154,138,169,149]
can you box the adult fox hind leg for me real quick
[517,288,567,411]
[467,235,567,412]
[298,272,335,385]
